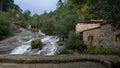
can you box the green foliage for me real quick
[37,1,78,37]
[112,52,120,57]
[83,47,112,55]
[58,48,73,55]
[54,14,77,38]
[7,9,20,21]
[70,0,120,23]
[23,10,31,20]
[0,13,11,36]
[64,31,85,52]
[31,39,43,49]
[11,24,21,33]
[41,19,55,35]
[0,0,13,11]
[0,1,22,39]
[57,0,63,8]
[0,0,21,12]
[58,41,64,46]
[15,10,38,29]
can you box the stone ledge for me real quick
[0,55,119,68]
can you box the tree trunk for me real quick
[0,0,3,11]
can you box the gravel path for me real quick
[0,28,35,54]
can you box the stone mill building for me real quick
[76,20,120,52]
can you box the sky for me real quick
[14,0,58,15]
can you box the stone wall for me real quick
[83,28,101,48]
[76,23,100,33]
[83,24,120,52]
[100,24,120,51]
[0,55,119,68]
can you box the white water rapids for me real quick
[10,34,60,56]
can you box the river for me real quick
[10,32,62,56]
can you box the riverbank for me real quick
[0,55,119,68]
[0,28,35,54]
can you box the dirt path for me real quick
[0,28,35,54]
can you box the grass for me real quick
[82,47,112,55]
[58,48,74,55]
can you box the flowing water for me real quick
[10,33,60,56]
[10,39,34,54]
[36,36,59,55]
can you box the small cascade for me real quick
[10,34,60,56]
[10,39,34,54]
[36,36,59,55]
[10,44,31,54]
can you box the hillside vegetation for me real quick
[0,0,120,54]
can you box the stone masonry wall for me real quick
[83,28,101,47]
[83,24,120,52]
[100,24,120,51]
[76,23,100,33]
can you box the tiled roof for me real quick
[76,20,103,23]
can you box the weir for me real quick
[0,55,119,68]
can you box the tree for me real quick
[0,0,14,12]
[64,31,85,52]
[0,0,3,11]
[57,0,63,8]
[23,10,31,20]
[41,19,55,35]
[13,4,22,12]
[70,0,120,23]
[0,13,11,39]
[54,14,77,39]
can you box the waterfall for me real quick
[10,39,34,54]
[36,36,59,55]
[10,34,60,56]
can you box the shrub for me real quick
[31,39,43,49]
[64,31,86,52]
[54,14,77,38]
[58,41,64,46]
[41,19,55,35]
[58,48,73,55]
[0,13,11,36]
[82,47,112,55]
[112,52,120,56]
[11,25,21,33]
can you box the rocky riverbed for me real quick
[0,28,35,54]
